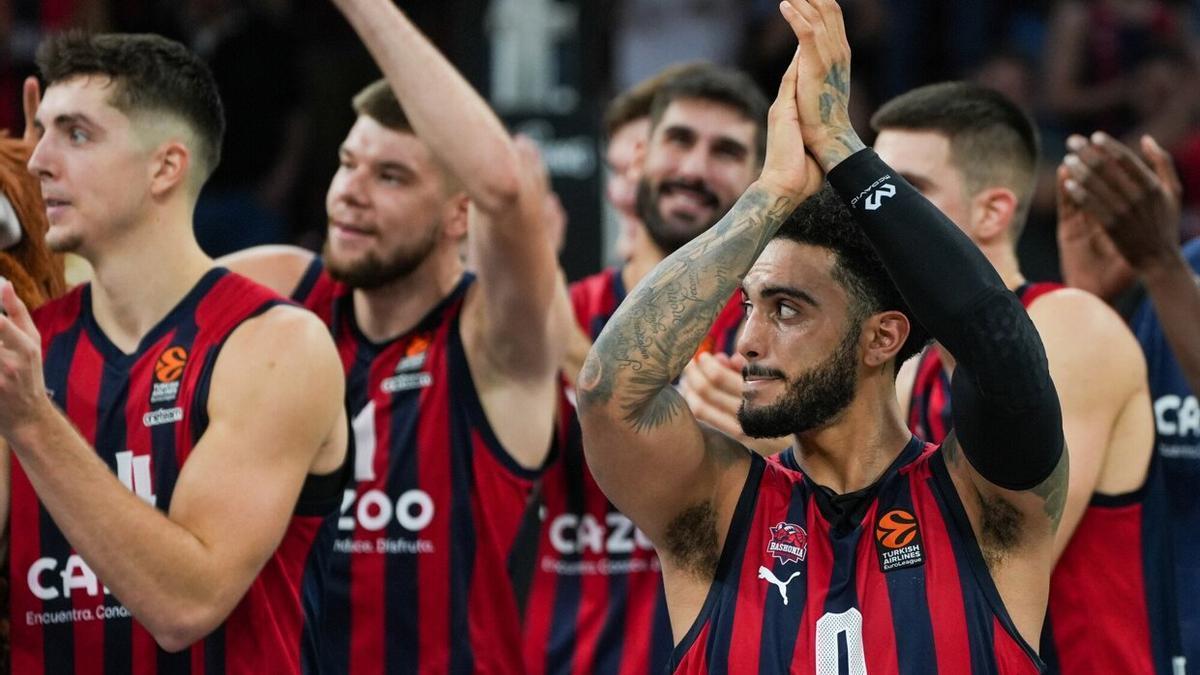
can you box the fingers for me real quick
[771,47,801,121]
[0,280,35,340]
[0,285,37,360]
[21,77,41,144]
[1091,131,1157,200]
[1141,134,1183,199]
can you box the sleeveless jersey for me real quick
[906,282,1179,674]
[1130,236,1200,671]
[521,266,742,675]
[293,260,538,674]
[670,437,1042,674]
[11,268,338,674]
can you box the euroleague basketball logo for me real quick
[766,521,808,565]
[875,508,925,572]
[382,333,434,393]
[150,346,188,404]
[155,347,188,382]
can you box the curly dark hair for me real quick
[774,185,928,368]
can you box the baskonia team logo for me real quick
[767,521,808,565]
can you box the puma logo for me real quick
[758,565,802,605]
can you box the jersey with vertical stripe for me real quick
[292,259,538,674]
[906,281,1178,674]
[11,268,338,675]
[1129,236,1200,671]
[669,437,1042,674]
[520,265,743,675]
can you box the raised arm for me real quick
[0,285,347,650]
[1063,131,1200,396]
[333,0,557,374]
[577,51,822,551]
[785,0,1066,533]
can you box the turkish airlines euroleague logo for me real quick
[875,509,925,572]
[150,346,188,404]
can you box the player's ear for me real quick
[970,187,1018,243]
[442,192,469,240]
[862,310,910,368]
[149,140,190,198]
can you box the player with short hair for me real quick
[219,0,563,671]
[521,63,768,674]
[578,1,1065,671]
[2,32,349,673]
[871,82,1173,675]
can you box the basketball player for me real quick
[521,64,767,674]
[579,1,1065,671]
[0,33,349,674]
[868,84,1173,674]
[1059,130,1194,673]
[219,0,562,670]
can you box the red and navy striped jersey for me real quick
[1041,462,1179,675]
[520,266,743,675]
[11,268,338,674]
[293,260,539,674]
[669,438,1043,674]
[906,282,1178,674]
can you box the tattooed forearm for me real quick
[578,185,797,432]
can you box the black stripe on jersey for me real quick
[544,438,588,674]
[757,480,810,670]
[204,625,226,675]
[93,343,134,675]
[39,323,81,673]
[446,324,479,675]
[878,466,939,674]
[383,373,423,674]
[649,594,674,673]
[1137,454,1185,675]
[593,565,628,675]
[290,257,325,304]
[316,331,366,675]
[667,456,765,671]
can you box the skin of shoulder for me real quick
[216,245,317,298]
[1025,287,1153,512]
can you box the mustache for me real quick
[659,178,719,206]
[743,364,785,380]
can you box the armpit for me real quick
[663,502,721,579]
[977,491,1023,569]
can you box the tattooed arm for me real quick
[577,52,822,567]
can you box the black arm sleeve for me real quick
[827,149,1063,490]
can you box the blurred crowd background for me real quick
[3,0,1200,283]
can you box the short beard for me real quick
[635,177,720,255]
[322,222,440,290]
[737,322,860,438]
